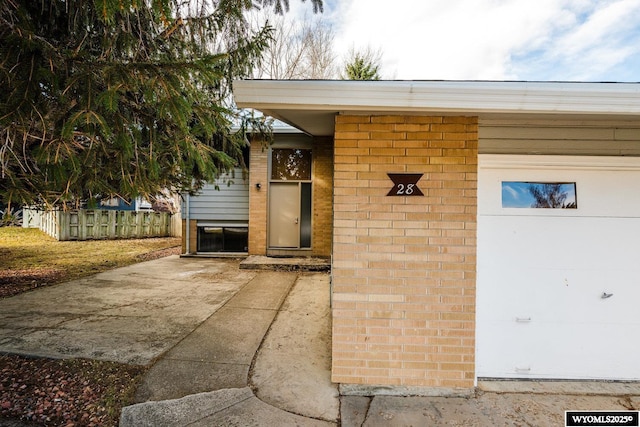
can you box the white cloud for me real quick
[321,0,640,81]
[503,185,519,200]
[540,0,640,80]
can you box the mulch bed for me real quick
[0,356,145,427]
[0,269,65,299]
[134,246,181,262]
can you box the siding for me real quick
[479,119,640,156]
[183,169,249,222]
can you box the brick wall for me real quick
[248,137,269,255]
[181,219,197,254]
[331,114,478,389]
[312,137,334,257]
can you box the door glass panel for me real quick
[224,227,249,252]
[271,149,312,180]
[300,183,312,248]
[198,227,223,252]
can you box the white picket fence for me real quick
[23,208,179,241]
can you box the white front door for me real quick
[477,154,640,380]
[269,182,300,248]
[268,146,312,250]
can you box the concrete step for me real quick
[239,255,330,272]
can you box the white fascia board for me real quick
[234,80,640,116]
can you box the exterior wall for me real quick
[181,219,197,254]
[479,119,640,156]
[248,136,334,257]
[311,137,334,257]
[248,137,269,255]
[99,196,151,211]
[331,114,478,389]
[180,168,249,254]
[183,169,249,221]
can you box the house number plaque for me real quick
[387,173,424,196]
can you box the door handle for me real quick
[294,217,299,224]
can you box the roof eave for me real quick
[233,80,640,135]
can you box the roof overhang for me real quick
[233,80,640,136]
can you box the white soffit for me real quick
[233,80,640,136]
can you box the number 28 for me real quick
[396,183,415,195]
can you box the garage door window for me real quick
[502,182,577,209]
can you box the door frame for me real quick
[267,141,313,253]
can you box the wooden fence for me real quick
[22,208,178,241]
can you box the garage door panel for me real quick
[479,155,640,218]
[479,216,640,270]
[478,267,637,323]
[477,154,640,381]
[477,321,640,379]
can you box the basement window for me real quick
[197,225,248,252]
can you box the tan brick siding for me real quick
[181,219,197,254]
[312,137,334,257]
[248,137,269,255]
[331,114,478,389]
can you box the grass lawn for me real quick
[0,227,181,298]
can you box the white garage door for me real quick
[477,154,640,380]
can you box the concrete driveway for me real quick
[0,256,256,365]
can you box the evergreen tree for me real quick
[341,48,382,80]
[0,0,321,208]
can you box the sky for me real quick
[287,0,640,81]
[502,182,577,208]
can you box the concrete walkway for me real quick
[121,266,338,426]
[133,271,299,401]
